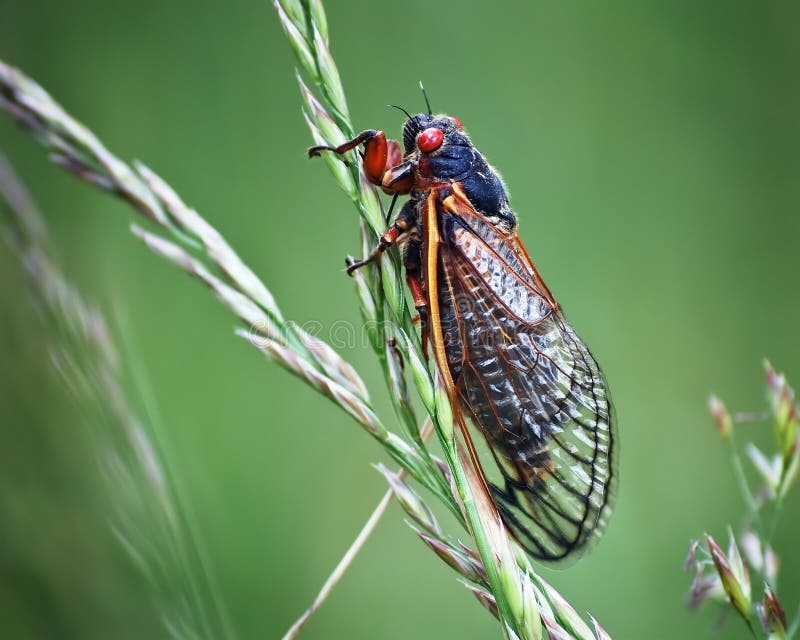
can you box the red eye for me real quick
[451,116,463,129]
[417,127,444,153]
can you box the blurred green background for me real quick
[1,1,799,638]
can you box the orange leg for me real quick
[308,130,386,184]
[308,130,411,194]
[345,200,417,274]
[345,222,405,274]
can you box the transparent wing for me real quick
[434,204,616,562]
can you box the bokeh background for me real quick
[1,1,799,638]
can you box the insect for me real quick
[309,98,616,562]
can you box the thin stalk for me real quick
[114,308,238,640]
[282,416,437,639]
[282,487,395,640]
[0,152,234,640]
[787,601,800,639]
[765,499,783,546]
[727,430,763,535]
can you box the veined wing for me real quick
[430,194,616,562]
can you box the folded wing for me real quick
[434,207,616,562]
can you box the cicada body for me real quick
[310,111,616,562]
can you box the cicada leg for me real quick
[308,130,411,194]
[345,200,416,274]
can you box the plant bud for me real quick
[757,586,787,639]
[706,534,751,619]
[708,395,732,437]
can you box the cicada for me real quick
[310,105,616,562]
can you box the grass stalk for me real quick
[0,151,235,640]
[281,486,395,640]
[275,2,612,638]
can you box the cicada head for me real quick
[402,113,457,153]
[399,113,512,222]
[401,113,469,160]
[401,113,482,186]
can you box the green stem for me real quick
[116,311,237,639]
[787,600,800,639]
[438,436,518,638]
[765,497,784,546]
[726,431,764,535]
[284,3,530,635]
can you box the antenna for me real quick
[388,104,413,120]
[419,81,432,116]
